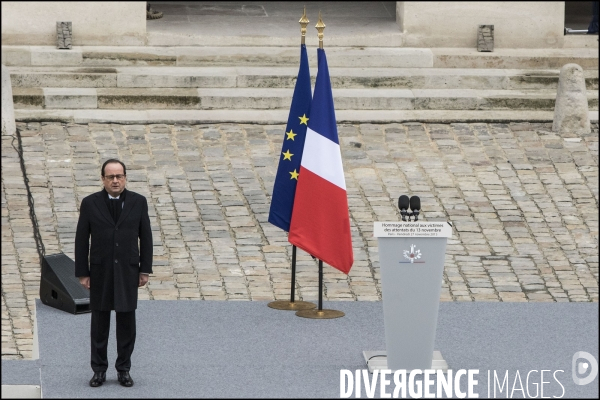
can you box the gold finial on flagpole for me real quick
[299,6,309,45]
[315,11,325,49]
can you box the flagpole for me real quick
[300,5,308,45]
[316,10,325,50]
[294,12,345,320]
[296,257,344,319]
[269,245,314,310]
[267,7,315,312]
[318,259,323,310]
[290,245,297,303]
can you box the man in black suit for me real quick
[75,159,153,388]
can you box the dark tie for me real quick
[110,198,119,223]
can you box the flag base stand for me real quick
[362,350,448,373]
[295,309,344,319]
[294,259,345,319]
[267,300,316,311]
[267,246,316,311]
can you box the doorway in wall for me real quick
[144,2,399,46]
[564,1,599,34]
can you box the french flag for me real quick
[288,48,354,274]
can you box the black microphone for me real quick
[398,195,409,221]
[409,196,421,221]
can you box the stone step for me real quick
[8,66,599,90]
[3,46,598,69]
[430,48,599,69]
[13,108,600,125]
[145,21,405,48]
[12,87,599,111]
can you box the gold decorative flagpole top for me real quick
[315,11,325,49]
[299,6,309,45]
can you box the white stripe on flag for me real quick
[300,128,346,190]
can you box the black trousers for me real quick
[90,310,136,372]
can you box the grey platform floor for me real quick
[3,300,598,398]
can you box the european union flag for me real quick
[268,44,312,232]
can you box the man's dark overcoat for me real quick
[75,189,152,312]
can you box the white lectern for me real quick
[364,221,453,372]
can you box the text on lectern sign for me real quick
[373,222,452,238]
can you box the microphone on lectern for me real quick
[398,195,409,221]
[409,196,421,221]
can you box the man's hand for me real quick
[139,274,149,287]
[79,276,90,290]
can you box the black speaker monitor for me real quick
[40,253,90,314]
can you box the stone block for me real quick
[82,48,177,66]
[12,88,44,109]
[43,88,97,109]
[2,65,16,136]
[56,22,72,49]
[1,47,31,66]
[30,46,82,66]
[400,2,563,48]
[3,3,145,46]
[197,88,289,110]
[334,89,415,110]
[117,70,236,88]
[477,25,494,52]
[97,88,200,109]
[12,71,115,88]
[552,63,591,134]
[326,48,434,68]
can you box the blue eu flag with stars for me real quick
[268,44,312,232]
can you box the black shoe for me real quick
[89,371,106,387]
[117,371,134,387]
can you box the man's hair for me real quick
[101,159,127,176]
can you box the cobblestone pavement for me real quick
[2,121,598,359]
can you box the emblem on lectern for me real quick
[401,244,423,263]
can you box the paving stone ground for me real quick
[2,121,598,359]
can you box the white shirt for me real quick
[108,193,124,208]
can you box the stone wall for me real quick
[397,1,566,48]
[1,2,146,46]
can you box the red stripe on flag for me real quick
[289,167,353,274]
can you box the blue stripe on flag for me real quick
[268,44,312,232]
[307,49,338,145]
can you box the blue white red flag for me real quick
[288,48,354,274]
[268,44,312,232]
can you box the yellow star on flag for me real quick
[286,130,297,141]
[298,114,309,125]
[289,169,299,180]
[282,149,293,161]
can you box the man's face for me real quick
[102,162,126,197]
